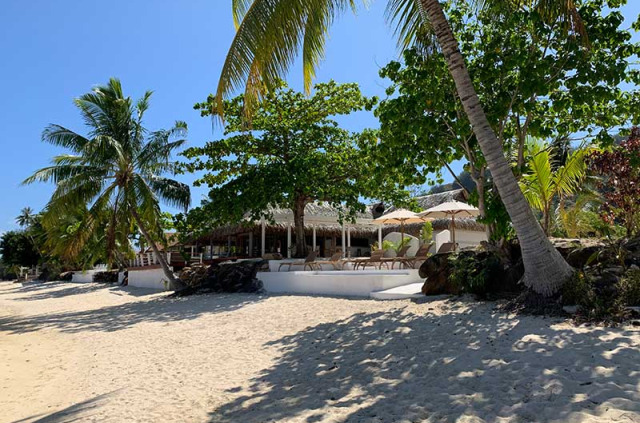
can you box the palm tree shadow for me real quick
[7,282,115,302]
[0,292,266,334]
[11,391,117,423]
[208,305,640,423]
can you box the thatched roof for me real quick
[385,189,468,214]
[192,220,377,243]
[264,202,374,220]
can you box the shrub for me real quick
[562,270,631,323]
[420,222,433,244]
[371,240,394,252]
[617,269,640,306]
[448,251,503,298]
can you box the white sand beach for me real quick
[1,280,639,423]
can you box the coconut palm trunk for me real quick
[131,209,185,291]
[421,0,573,296]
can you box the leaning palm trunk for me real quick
[421,0,573,296]
[131,209,185,291]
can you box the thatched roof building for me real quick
[187,189,484,258]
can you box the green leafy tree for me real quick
[24,78,190,290]
[182,81,399,257]
[213,0,590,295]
[0,231,40,269]
[375,0,639,241]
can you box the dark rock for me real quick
[419,253,459,295]
[173,260,265,297]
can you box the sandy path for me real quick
[0,280,639,423]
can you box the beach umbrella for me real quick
[372,209,425,244]
[418,201,479,251]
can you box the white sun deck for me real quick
[258,269,422,298]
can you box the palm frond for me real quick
[216,0,361,116]
[145,175,191,212]
[42,125,90,152]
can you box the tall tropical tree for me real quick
[24,78,190,290]
[214,0,584,296]
[16,207,36,228]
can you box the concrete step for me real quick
[369,282,424,300]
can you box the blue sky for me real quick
[0,1,638,234]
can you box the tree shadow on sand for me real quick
[3,281,116,302]
[0,291,266,335]
[208,302,640,423]
[11,391,117,423]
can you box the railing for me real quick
[127,252,203,268]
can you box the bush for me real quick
[618,269,640,306]
[561,270,632,323]
[371,240,394,252]
[448,251,503,298]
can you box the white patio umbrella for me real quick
[372,209,425,244]
[418,201,479,251]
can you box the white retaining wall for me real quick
[127,267,171,291]
[258,269,422,297]
[71,269,100,283]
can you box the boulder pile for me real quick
[173,260,265,297]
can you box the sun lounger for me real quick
[322,252,345,270]
[354,249,389,270]
[278,251,319,271]
[382,245,410,269]
[437,242,457,254]
[397,243,432,269]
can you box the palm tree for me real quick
[16,207,35,228]
[24,78,190,290]
[519,140,592,236]
[213,0,583,296]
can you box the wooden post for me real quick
[347,226,351,258]
[312,225,317,252]
[287,222,292,258]
[378,225,383,249]
[261,218,266,256]
[341,224,346,258]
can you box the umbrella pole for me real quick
[401,221,405,245]
[451,214,456,251]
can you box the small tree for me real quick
[182,81,397,257]
[519,140,592,235]
[588,128,640,237]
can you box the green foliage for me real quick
[561,270,630,322]
[372,240,395,252]
[561,271,593,306]
[24,78,190,270]
[374,0,639,238]
[392,237,412,253]
[447,252,503,298]
[216,0,588,118]
[618,269,640,307]
[420,221,433,244]
[181,81,403,256]
[553,192,603,238]
[0,231,40,268]
[519,140,594,234]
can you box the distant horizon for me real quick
[1,1,638,235]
